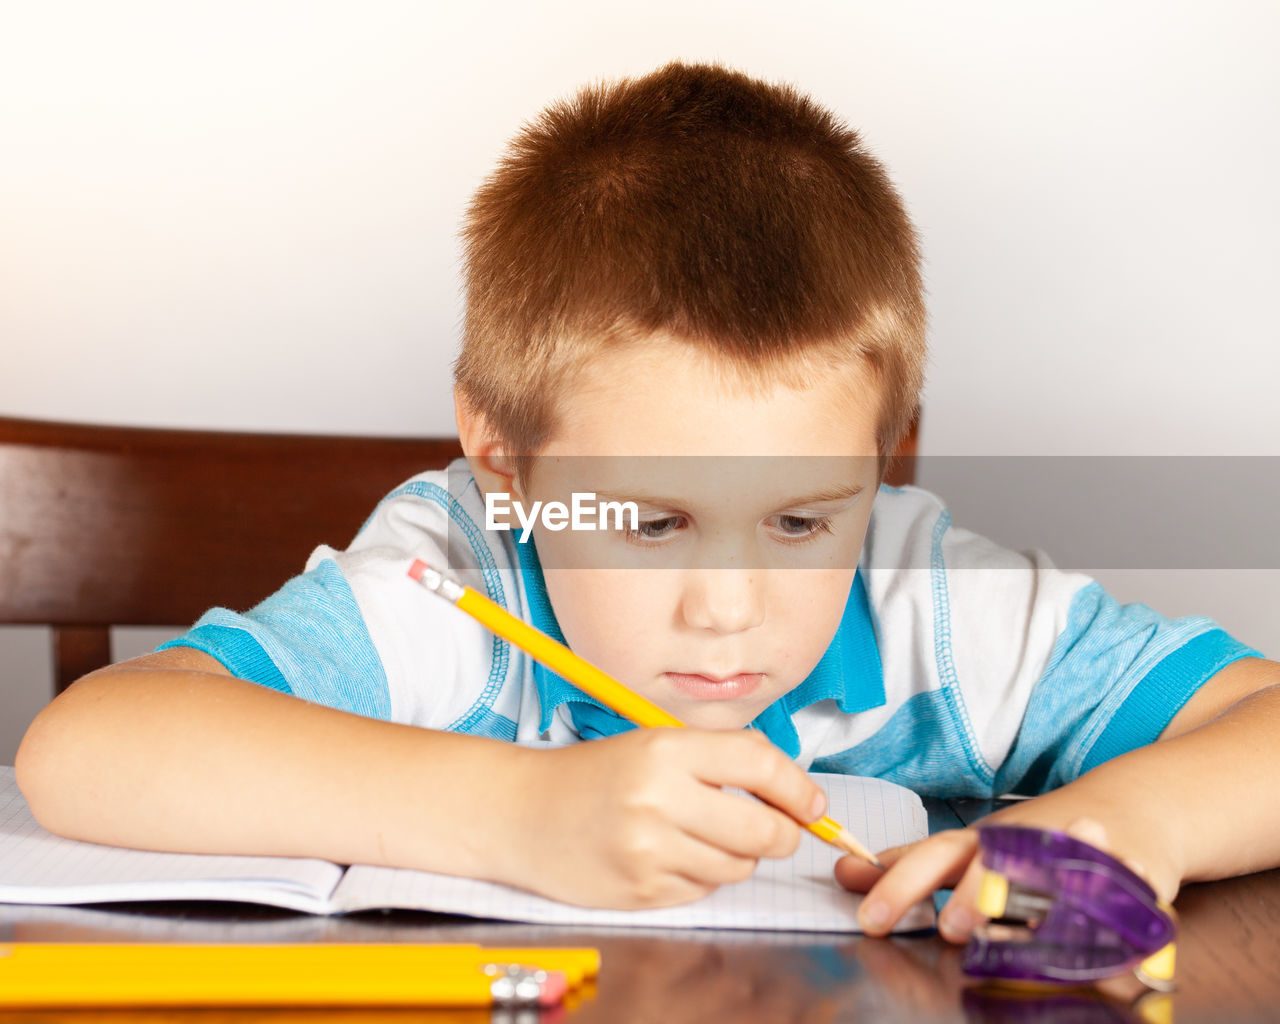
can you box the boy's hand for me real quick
[834,663,1280,943]
[834,795,1183,944]
[494,728,827,909]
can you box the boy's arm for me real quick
[14,646,534,877]
[835,656,1280,940]
[15,647,826,909]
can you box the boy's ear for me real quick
[453,388,519,497]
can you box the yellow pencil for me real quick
[0,943,597,1008]
[409,559,883,868]
[0,943,600,985]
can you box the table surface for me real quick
[2,798,1278,1024]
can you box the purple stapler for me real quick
[961,825,1177,990]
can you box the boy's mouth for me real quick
[665,672,764,701]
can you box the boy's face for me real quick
[502,337,882,731]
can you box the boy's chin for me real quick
[677,705,765,732]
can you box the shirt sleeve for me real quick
[991,579,1260,794]
[819,486,1263,799]
[157,556,394,719]
[156,464,517,732]
[939,515,1263,796]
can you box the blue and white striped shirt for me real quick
[162,460,1259,798]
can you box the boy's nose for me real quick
[681,569,766,635]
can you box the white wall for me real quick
[3,1,1277,762]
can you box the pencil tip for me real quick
[830,827,883,869]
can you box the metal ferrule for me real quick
[485,963,550,1007]
[418,564,466,604]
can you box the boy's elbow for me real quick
[14,674,107,832]
[15,703,61,829]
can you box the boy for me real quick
[16,62,1280,943]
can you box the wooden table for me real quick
[2,799,1278,1023]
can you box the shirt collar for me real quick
[514,538,885,757]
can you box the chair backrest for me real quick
[0,414,917,694]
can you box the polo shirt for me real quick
[162,461,1258,797]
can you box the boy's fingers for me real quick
[653,829,762,893]
[602,827,756,908]
[1063,816,1157,888]
[852,830,980,936]
[833,842,912,892]
[936,854,991,944]
[682,730,826,829]
[1064,817,1110,851]
[670,782,805,860]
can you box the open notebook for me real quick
[0,767,933,933]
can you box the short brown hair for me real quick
[455,61,925,460]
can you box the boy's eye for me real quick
[621,513,835,545]
[771,514,834,540]
[624,516,686,542]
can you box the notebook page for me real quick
[0,768,343,915]
[331,774,934,932]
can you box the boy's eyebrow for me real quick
[779,483,866,506]
[594,483,865,509]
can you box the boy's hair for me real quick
[456,61,926,465]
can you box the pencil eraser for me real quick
[539,969,569,1007]
[407,558,430,582]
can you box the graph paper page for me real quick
[333,773,934,932]
[0,767,342,914]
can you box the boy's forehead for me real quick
[543,333,883,459]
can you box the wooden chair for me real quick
[0,414,917,696]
